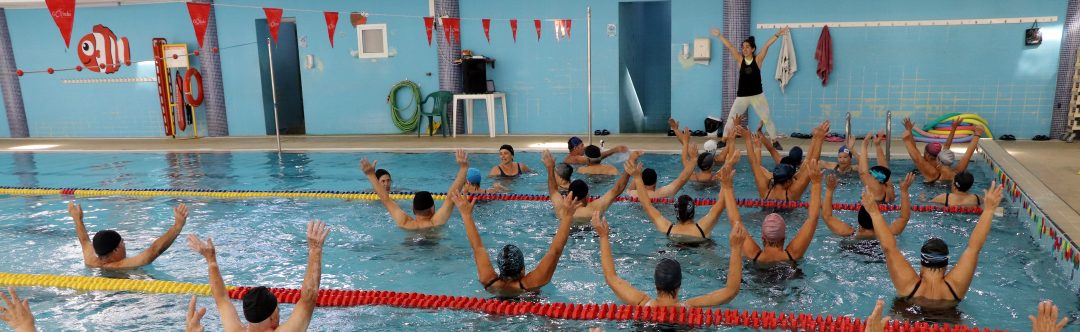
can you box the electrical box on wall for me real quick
[692,38,710,61]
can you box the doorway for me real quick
[256,18,306,135]
[618,1,671,133]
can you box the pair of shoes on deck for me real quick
[1032,135,1051,141]
[999,134,1016,141]
[594,129,611,136]
[790,132,812,139]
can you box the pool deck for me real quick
[0,134,1077,225]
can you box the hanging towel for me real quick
[815,25,833,86]
[774,31,797,93]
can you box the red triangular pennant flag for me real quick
[45,0,75,48]
[565,19,572,38]
[424,17,435,46]
[264,8,283,44]
[534,19,542,41]
[186,2,212,49]
[510,19,518,42]
[450,18,461,45]
[441,17,453,45]
[482,18,491,43]
[324,12,339,47]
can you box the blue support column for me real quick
[721,0,750,130]
[435,0,464,134]
[195,0,229,137]
[0,8,29,138]
[1051,0,1080,139]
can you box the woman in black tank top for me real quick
[712,26,790,144]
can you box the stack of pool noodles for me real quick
[911,113,992,143]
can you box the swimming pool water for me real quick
[0,151,1073,331]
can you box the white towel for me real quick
[775,32,796,93]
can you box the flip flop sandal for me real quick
[825,136,844,143]
[692,130,706,136]
[595,130,603,136]
[601,129,611,136]
[999,135,1016,141]
[1033,135,1051,141]
[668,130,676,136]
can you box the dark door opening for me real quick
[256,18,306,135]
[618,1,671,133]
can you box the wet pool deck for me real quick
[0,134,1077,232]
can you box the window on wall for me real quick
[357,24,388,58]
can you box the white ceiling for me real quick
[0,0,179,9]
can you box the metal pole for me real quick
[267,37,282,154]
[587,6,593,145]
[885,110,893,164]
[845,112,851,142]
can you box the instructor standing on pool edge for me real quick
[712,26,789,150]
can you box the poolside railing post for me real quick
[267,37,282,154]
[845,112,851,143]
[587,6,593,145]
[885,110,892,164]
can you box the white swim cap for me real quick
[703,139,718,153]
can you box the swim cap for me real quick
[92,230,122,256]
[675,195,696,222]
[954,171,974,192]
[585,145,602,160]
[838,145,851,155]
[697,152,715,171]
[413,191,435,211]
[569,180,589,201]
[937,149,955,166]
[772,164,795,183]
[703,140,718,154]
[654,258,683,296]
[555,163,574,181]
[857,206,874,230]
[920,238,949,268]
[761,213,787,244]
[497,244,525,280]
[787,146,803,164]
[242,286,278,323]
[499,144,515,156]
[780,156,800,168]
[925,142,942,157]
[466,168,482,185]
[642,168,658,186]
[375,169,390,180]
[568,137,584,151]
[869,166,891,183]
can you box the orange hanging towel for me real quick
[814,25,832,86]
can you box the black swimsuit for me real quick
[666,223,707,238]
[943,193,981,207]
[765,184,791,201]
[753,249,796,263]
[498,163,523,177]
[482,277,528,291]
[906,278,961,301]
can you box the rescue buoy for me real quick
[173,70,187,131]
[183,68,204,107]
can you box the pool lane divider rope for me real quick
[0,186,984,215]
[0,272,1000,332]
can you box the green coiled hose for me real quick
[388,80,421,132]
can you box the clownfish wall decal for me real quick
[77,24,130,74]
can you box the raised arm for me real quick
[944,118,963,149]
[433,149,470,225]
[449,191,497,286]
[857,132,887,201]
[710,28,743,62]
[656,132,695,197]
[685,224,746,307]
[786,160,822,260]
[279,221,329,332]
[698,158,737,235]
[68,202,96,264]
[874,130,889,168]
[594,170,632,213]
[187,235,245,332]
[954,127,982,173]
[0,287,36,332]
[542,150,561,202]
[601,145,629,160]
[866,189,919,296]
[720,167,761,258]
[946,182,1003,299]
[593,211,650,305]
[744,129,772,198]
[628,160,673,232]
[755,26,789,65]
[822,175,855,236]
[888,173,915,235]
[361,158,409,224]
[523,193,580,289]
[759,121,783,166]
[901,118,939,178]
[120,203,188,268]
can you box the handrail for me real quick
[885,110,893,163]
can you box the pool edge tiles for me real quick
[979,138,1080,292]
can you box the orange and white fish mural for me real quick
[77,24,130,74]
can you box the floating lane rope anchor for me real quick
[0,186,984,215]
[0,272,1004,331]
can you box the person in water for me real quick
[593,210,748,307]
[626,122,695,197]
[930,171,982,207]
[463,167,506,194]
[360,149,468,230]
[373,168,393,192]
[867,180,1004,305]
[901,117,982,183]
[822,173,914,238]
[69,201,189,269]
[564,136,628,165]
[543,150,629,223]
[489,144,531,177]
[627,157,734,244]
[576,145,620,176]
[858,131,897,203]
[728,159,823,264]
[186,220,328,332]
[450,190,578,298]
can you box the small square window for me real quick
[357,24,388,58]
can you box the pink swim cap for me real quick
[761,213,786,243]
[924,142,942,157]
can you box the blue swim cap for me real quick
[466,168,482,185]
[869,166,891,183]
[838,145,851,155]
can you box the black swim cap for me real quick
[242,286,278,323]
[642,168,658,186]
[654,258,682,297]
[497,244,525,280]
[676,195,696,222]
[413,191,435,211]
[92,230,122,256]
[375,169,390,180]
[954,171,974,192]
[857,206,874,230]
[772,164,795,183]
[697,152,715,171]
[569,180,589,201]
[585,145,602,159]
[920,238,949,269]
[500,144,515,156]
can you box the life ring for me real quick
[183,68,204,107]
[173,70,187,131]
